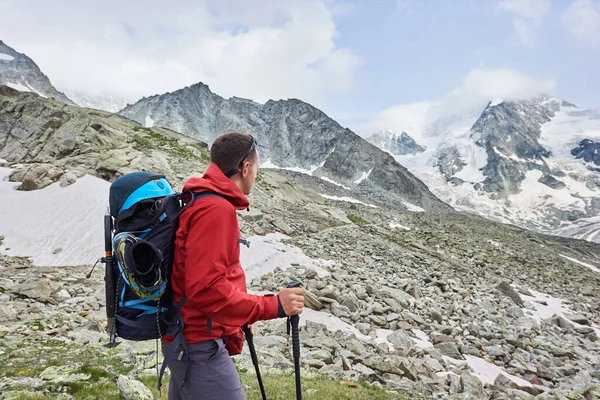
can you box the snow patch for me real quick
[519,287,600,336]
[298,309,371,339]
[411,329,433,349]
[144,114,155,128]
[318,176,352,190]
[464,355,532,387]
[320,194,378,208]
[0,53,14,61]
[559,254,600,273]
[489,98,503,107]
[402,201,425,212]
[389,222,411,230]
[260,159,326,177]
[240,232,333,282]
[0,167,108,266]
[413,327,533,388]
[353,168,373,184]
[6,82,32,93]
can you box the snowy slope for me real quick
[0,167,108,266]
[368,98,600,243]
[0,165,389,345]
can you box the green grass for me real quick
[131,126,208,163]
[4,373,410,400]
[347,214,368,225]
[2,346,409,400]
[137,372,409,400]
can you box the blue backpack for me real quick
[103,171,219,389]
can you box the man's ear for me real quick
[241,161,250,177]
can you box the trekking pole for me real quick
[243,325,267,400]
[286,281,302,400]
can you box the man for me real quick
[165,132,304,399]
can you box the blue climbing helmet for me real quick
[109,172,174,218]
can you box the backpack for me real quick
[103,171,219,389]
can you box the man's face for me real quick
[240,150,260,195]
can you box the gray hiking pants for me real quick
[166,338,245,400]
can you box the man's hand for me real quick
[277,287,304,316]
[248,324,254,336]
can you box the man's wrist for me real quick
[277,295,287,318]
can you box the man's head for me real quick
[210,132,259,195]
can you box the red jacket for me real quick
[164,163,279,353]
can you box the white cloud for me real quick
[358,102,431,138]
[562,0,600,50]
[496,0,550,47]
[0,0,360,106]
[359,67,556,137]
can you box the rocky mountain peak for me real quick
[119,83,451,213]
[367,130,426,156]
[0,40,75,105]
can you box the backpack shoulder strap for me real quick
[184,191,226,208]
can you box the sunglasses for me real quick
[238,135,258,168]
[225,135,259,178]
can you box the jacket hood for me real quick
[182,163,250,210]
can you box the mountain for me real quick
[367,96,600,243]
[119,82,452,213]
[0,85,210,192]
[0,40,75,105]
[66,90,133,113]
[366,130,425,155]
[1,84,599,399]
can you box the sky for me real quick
[0,0,599,134]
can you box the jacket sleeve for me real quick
[183,202,279,326]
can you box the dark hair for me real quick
[210,132,257,174]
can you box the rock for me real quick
[355,323,371,335]
[386,312,399,322]
[494,374,518,389]
[241,208,263,222]
[303,359,326,369]
[505,388,534,399]
[116,375,153,400]
[39,365,91,384]
[514,317,537,331]
[497,281,524,305]
[460,371,486,399]
[353,363,375,376]
[330,302,351,318]
[430,310,444,324]
[10,279,56,304]
[304,290,324,310]
[59,171,78,187]
[341,355,352,371]
[507,306,524,319]
[254,335,287,349]
[435,342,464,360]
[362,355,405,375]
[308,349,334,364]
[564,313,591,326]
[424,356,444,372]
[387,330,416,350]
[484,345,507,358]
[574,326,594,335]
[53,289,71,302]
[345,338,367,356]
